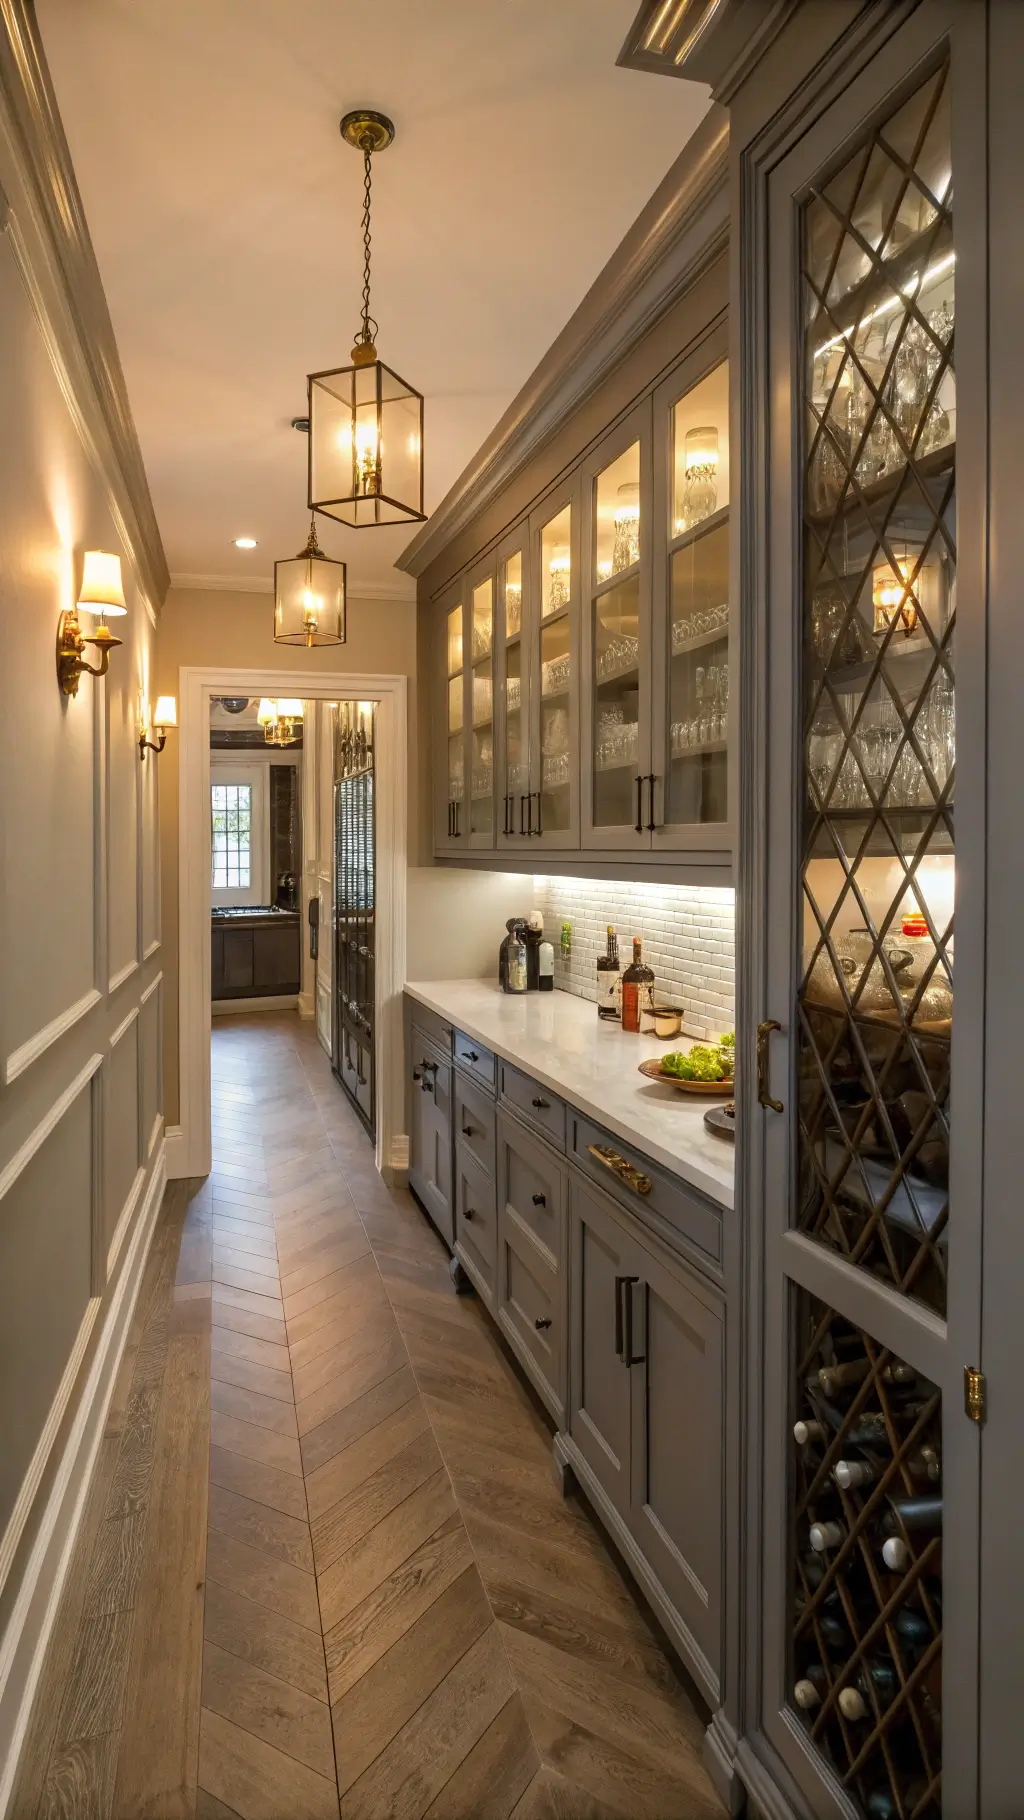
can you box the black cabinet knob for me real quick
[412,1069,422,1082]
[532,1193,546,1207]
[463,1208,474,1222]
[534,1317,552,1331]
[464,1050,479,1063]
[462,1125,473,1138]
[531,1097,549,1110]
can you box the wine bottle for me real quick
[507,925,528,995]
[793,1662,828,1709]
[833,1457,877,1490]
[818,1611,850,1651]
[882,1535,911,1572]
[838,1661,900,1719]
[794,1419,827,1445]
[884,1494,942,1534]
[893,1607,933,1646]
[866,1789,927,1820]
[907,1444,941,1484]
[817,1358,915,1397]
[596,927,621,1022]
[621,937,655,1034]
[809,1519,846,1552]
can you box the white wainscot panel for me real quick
[107,675,140,992]
[140,731,160,960]
[104,1008,142,1276]
[139,974,163,1162]
[0,1060,99,1569]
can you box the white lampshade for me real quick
[256,698,278,726]
[276,699,304,718]
[153,696,177,729]
[77,550,127,617]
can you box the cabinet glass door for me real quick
[654,361,731,842]
[500,544,530,842]
[533,492,578,843]
[445,596,464,842]
[468,574,495,844]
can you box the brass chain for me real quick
[357,137,378,349]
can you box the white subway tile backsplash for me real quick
[533,875,735,1040]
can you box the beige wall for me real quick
[154,585,418,1121]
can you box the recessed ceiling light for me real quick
[234,536,258,550]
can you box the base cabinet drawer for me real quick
[568,1176,723,1682]
[453,1029,497,1093]
[499,1063,566,1151]
[497,1222,563,1424]
[454,1148,497,1307]
[454,1073,496,1179]
[571,1112,722,1269]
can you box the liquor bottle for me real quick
[596,927,621,1021]
[621,937,655,1034]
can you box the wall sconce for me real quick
[57,550,127,696]
[139,696,177,759]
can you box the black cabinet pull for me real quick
[461,1124,473,1138]
[532,1192,546,1207]
[533,789,543,836]
[614,1275,625,1358]
[534,1316,552,1331]
[621,1275,644,1366]
[634,774,643,834]
[531,1096,549,1110]
[463,1207,474,1222]
[454,800,461,837]
[519,794,527,835]
[526,791,534,836]
[645,773,657,832]
[464,1050,479,1063]
[502,795,509,836]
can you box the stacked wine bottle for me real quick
[791,1295,942,1818]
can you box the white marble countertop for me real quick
[405,980,735,1209]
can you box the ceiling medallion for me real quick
[306,108,425,529]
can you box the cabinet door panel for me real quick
[529,477,581,849]
[252,925,300,990]
[222,930,253,990]
[434,582,465,854]
[455,1147,497,1307]
[568,1181,632,1515]
[497,1224,562,1420]
[629,1255,723,1674]
[409,1039,453,1245]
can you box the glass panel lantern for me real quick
[274,520,346,646]
[308,356,425,528]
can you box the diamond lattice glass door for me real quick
[798,58,955,1322]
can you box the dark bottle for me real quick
[621,937,654,1034]
[893,1607,933,1646]
[793,1661,828,1710]
[836,1660,900,1721]
[865,1791,927,1820]
[499,918,519,991]
[596,926,621,1021]
[884,1494,942,1535]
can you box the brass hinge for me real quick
[964,1365,986,1424]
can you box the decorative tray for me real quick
[638,1058,734,1096]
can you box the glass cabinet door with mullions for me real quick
[652,356,731,847]
[582,409,652,850]
[751,29,980,1819]
[497,535,531,846]
[529,482,580,847]
[466,568,495,848]
[439,585,465,846]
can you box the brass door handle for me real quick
[587,1144,652,1196]
[757,1020,783,1112]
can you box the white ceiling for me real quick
[36,2,709,599]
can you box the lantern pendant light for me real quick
[307,110,425,529]
[274,513,346,646]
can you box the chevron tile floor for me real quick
[13,1013,723,1820]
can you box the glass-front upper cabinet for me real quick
[529,478,580,846]
[497,531,531,844]
[581,406,652,850]
[436,582,465,847]
[651,352,731,848]
[466,567,495,847]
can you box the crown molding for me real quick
[169,572,416,604]
[397,104,729,581]
[617,0,798,99]
[0,1,169,608]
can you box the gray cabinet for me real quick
[407,1026,453,1245]
[496,1110,566,1422]
[567,1175,723,1697]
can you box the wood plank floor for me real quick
[12,1013,723,1820]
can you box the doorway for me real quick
[172,667,407,1185]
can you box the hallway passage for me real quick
[14,1015,723,1820]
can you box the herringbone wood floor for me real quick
[13,1014,722,1819]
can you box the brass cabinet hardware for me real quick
[588,1144,653,1196]
[964,1365,986,1424]
[757,1019,784,1112]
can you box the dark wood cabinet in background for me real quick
[211,913,300,1001]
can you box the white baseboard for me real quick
[297,991,314,1020]
[164,1123,188,1180]
[0,1144,166,1818]
[212,995,298,1016]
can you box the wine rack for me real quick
[791,1292,942,1818]
[796,56,955,1319]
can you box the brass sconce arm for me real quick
[56,611,123,697]
[138,728,167,759]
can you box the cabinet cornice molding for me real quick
[0,0,169,608]
[397,105,729,582]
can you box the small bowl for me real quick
[652,1007,682,1038]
